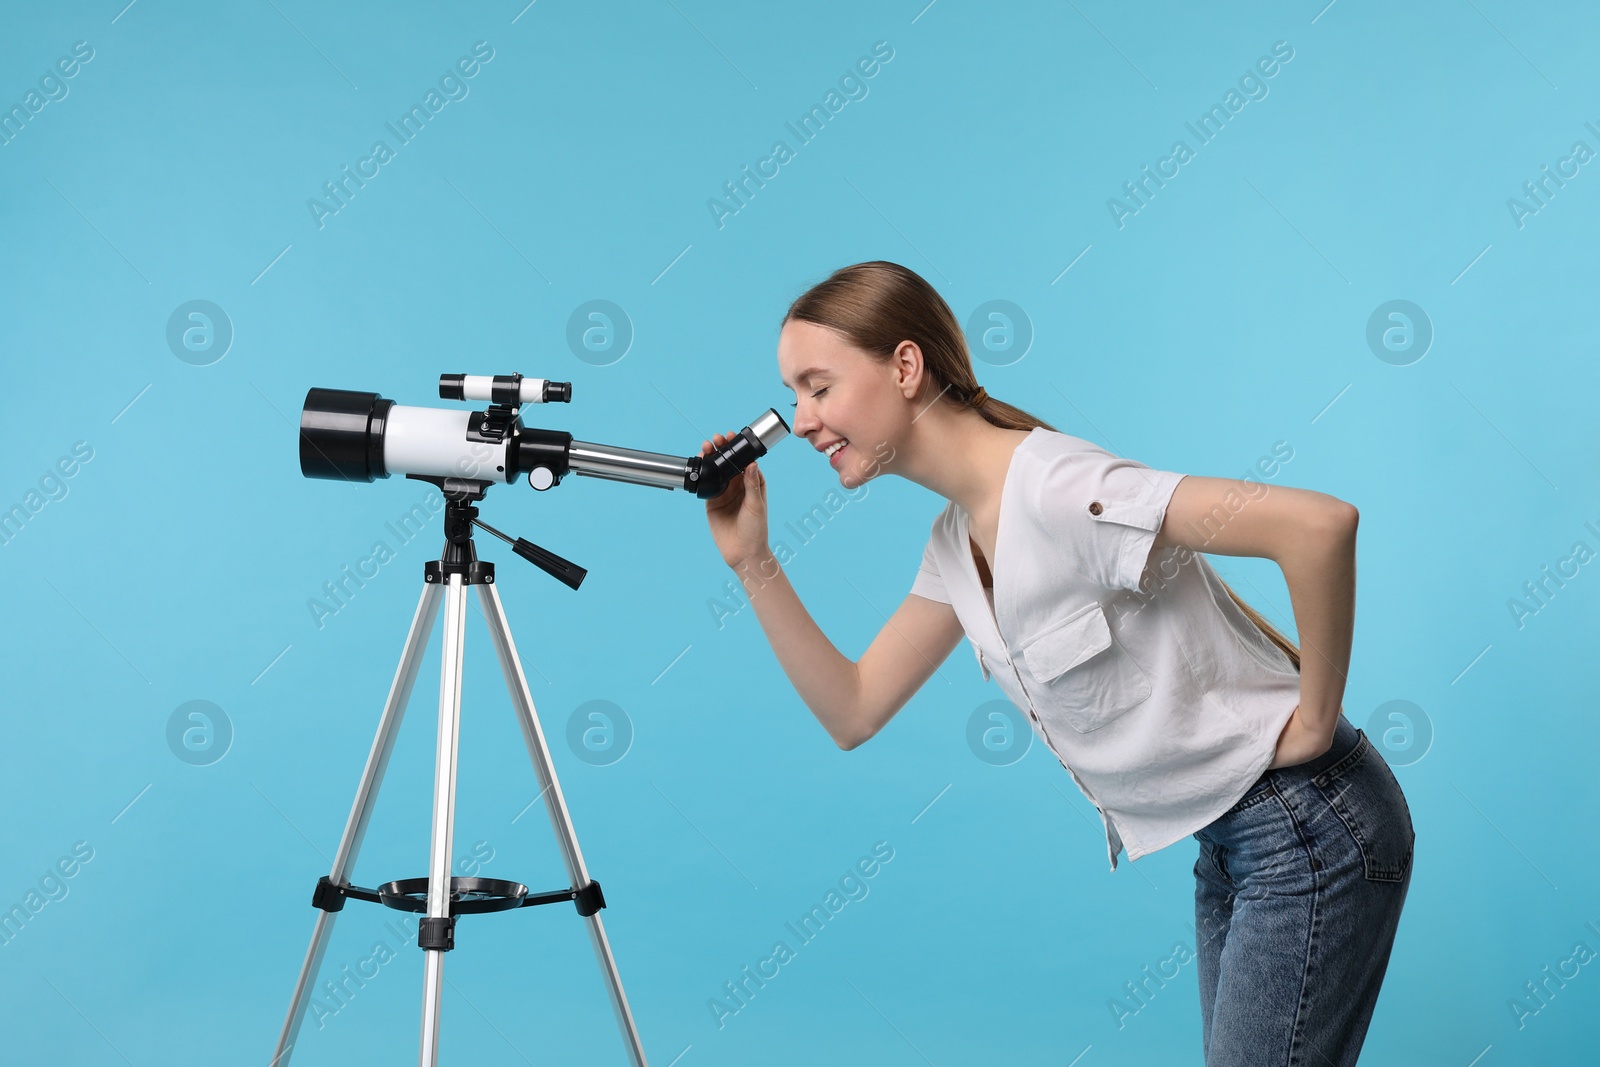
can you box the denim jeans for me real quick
[1192,714,1415,1066]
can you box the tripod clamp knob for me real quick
[419,916,456,951]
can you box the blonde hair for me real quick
[782,260,1301,671]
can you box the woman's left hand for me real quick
[1267,705,1337,770]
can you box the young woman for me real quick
[698,260,1415,1066]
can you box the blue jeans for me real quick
[1192,714,1415,1066]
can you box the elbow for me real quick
[834,713,878,751]
[835,727,869,751]
[1332,499,1359,537]
[1313,498,1359,541]
[1276,500,1355,564]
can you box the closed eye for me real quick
[789,387,828,407]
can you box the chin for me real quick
[839,463,877,490]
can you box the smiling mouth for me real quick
[825,439,849,465]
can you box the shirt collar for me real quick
[952,427,1042,651]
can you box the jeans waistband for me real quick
[1230,713,1361,812]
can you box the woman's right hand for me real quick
[701,430,770,569]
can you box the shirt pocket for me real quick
[1017,600,1152,733]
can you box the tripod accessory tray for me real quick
[311,873,609,927]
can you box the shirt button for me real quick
[1088,501,1103,515]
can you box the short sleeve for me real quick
[1040,446,1186,594]
[909,531,951,604]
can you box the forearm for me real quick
[1275,506,1358,739]
[731,550,864,748]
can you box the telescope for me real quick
[276,373,788,1067]
[299,372,789,498]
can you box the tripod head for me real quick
[405,473,588,591]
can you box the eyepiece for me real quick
[747,409,790,451]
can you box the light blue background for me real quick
[2,1,1597,1064]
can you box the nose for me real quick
[791,396,822,439]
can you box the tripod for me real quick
[272,478,648,1067]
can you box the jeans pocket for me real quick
[1311,731,1415,883]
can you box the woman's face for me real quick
[777,319,911,489]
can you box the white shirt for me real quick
[910,427,1300,872]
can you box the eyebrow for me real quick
[780,366,828,391]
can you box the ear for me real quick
[891,340,924,399]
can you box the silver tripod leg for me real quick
[271,581,445,1067]
[418,571,470,1066]
[477,581,650,1067]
